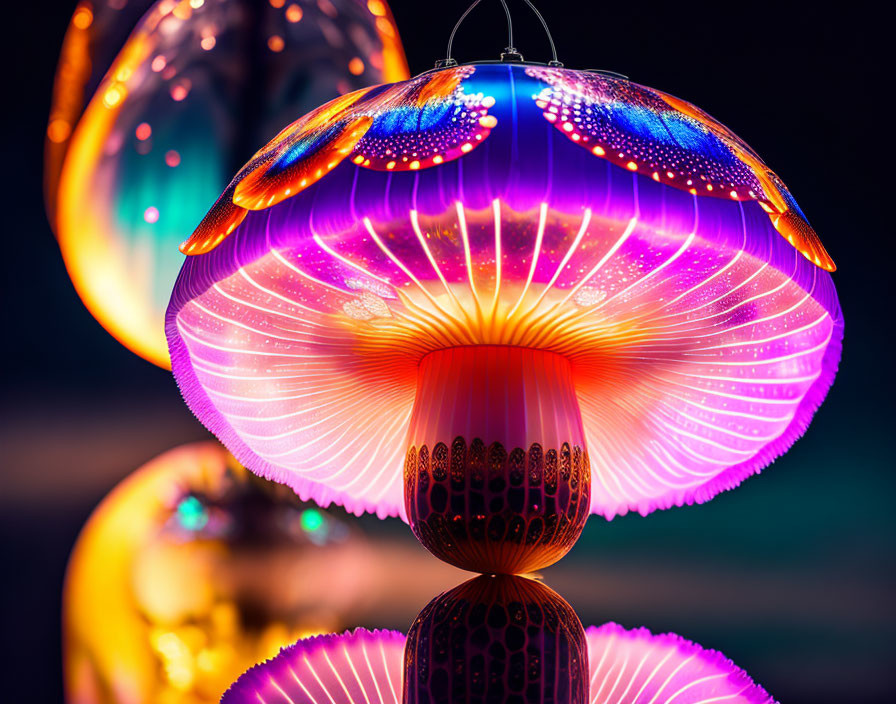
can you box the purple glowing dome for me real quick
[167,63,842,531]
[220,623,775,703]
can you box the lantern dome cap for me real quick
[168,63,842,521]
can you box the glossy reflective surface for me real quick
[221,575,775,704]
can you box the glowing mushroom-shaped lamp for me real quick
[167,7,842,574]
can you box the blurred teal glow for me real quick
[176,495,209,531]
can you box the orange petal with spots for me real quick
[180,185,247,255]
[773,209,836,271]
[232,115,372,211]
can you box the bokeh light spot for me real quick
[176,496,208,531]
[348,57,364,75]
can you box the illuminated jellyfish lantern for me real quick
[167,59,842,574]
[221,576,776,704]
[47,0,408,368]
[63,442,373,704]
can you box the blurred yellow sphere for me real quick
[63,442,376,704]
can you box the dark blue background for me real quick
[1,1,892,702]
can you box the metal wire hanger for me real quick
[436,0,563,68]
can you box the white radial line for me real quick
[252,394,404,459]
[662,368,821,385]
[609,219,746,332]
[691,686,752,704]
[490,198,504,318]
[455,201,485,320]
[619,303,806,344]
[645,654,696,704]
[189,363,307,381]
[270,678,298,704]
[319,407,410,493]
[650,260,770,323]
[656,376,810,405]
[589,632,616,691]
[340,645,373,704]
[647,441,721,480]
[643,290,816,341]
[341,408,409,489]
[654,401,782,443]
[271,249,353,296]
[688,315,830,351]
[238,389,389,443]
[505,201,548,318]
[610,646,654,704]
[647,425,740,467]
[288,664,322,704]
[360,639,386,704]
[258,392,407,470]
[238,268,336,316]
[203,376,371,405]
[526,208,591,313]
[311,233,395,288]
[587,429,652,496]
[211,282,329,325]
[255,692,268,704]
[627,444,701,488]
[589,634,619,699]
[594,232,697,313]
[364,217,467,333]
[322,650,356,703]
[678,346,828,371]
[628,336,829,368]
[594,426,693,488]
[560,216,638,306]
[219,384,392,422]
[302,653,338,704]
[178,325,345,360]
[409,209,459,301]
[640,440,689,480]
[212,371,403,410]
[189,301,317,344]
[658,248,744,311]
[644,384,795,423]
[602,648,632,704]
[665,673,728,704]
[364,442,406,505]
[379,640,399,704]
[584,436,628,504]
[657,420,755,457]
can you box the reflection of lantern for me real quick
[167,62,843,575]
[47,0,408,368]
[63,442,374,704]
[220,577,775,704]
[404,576,588,703]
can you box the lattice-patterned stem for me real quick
[403,575,589,703]
[404,346,591,574]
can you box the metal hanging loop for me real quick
[436,0,562,68]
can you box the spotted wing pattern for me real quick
[183,67,496,255]
[526,67,834,271]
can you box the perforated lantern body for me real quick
[168,63,842,572]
